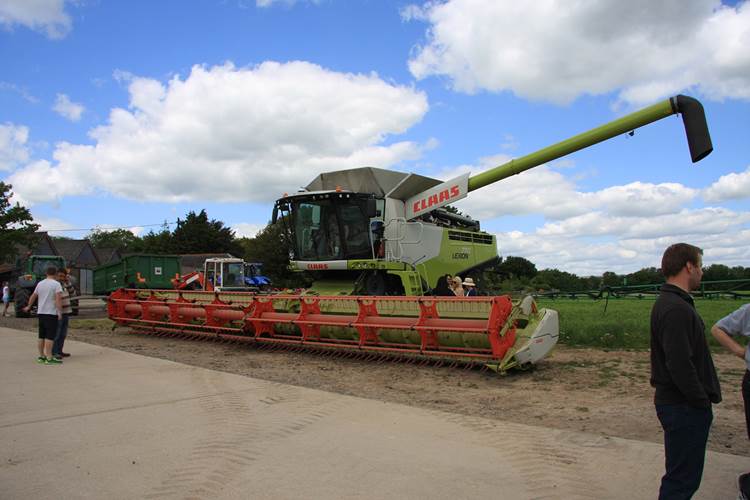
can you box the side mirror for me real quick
[272,205,279,224]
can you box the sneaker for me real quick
[36,356,46,364]
[60,352,71,358]
[53,355,63,360]
[739,472,750,500]
[44,357,62,365]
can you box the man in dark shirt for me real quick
[651,243,721,499]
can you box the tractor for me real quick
[13,255,68,318]
[173,257,271,292]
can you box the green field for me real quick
[537,297,748,349]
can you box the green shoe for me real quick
[44,357,63,365]
[36,356,46,364]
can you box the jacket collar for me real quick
[660,283,694,306]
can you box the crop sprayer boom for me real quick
[108,96,712,371]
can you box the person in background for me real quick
[432,275,454,296]
[710,304,750,499]
[2,281,10,316]
[451,276,465,297]
[23,266,63,365]
[52,269,74,359]
[446,275,455,294]
[650,243,720,499]
[462,277,478,296]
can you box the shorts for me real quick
[2,296,9,304]
[38,314,58,341]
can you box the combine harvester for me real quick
[108,95,712,372]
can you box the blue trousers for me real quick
[52,314,70,356]
[656,403,713,500]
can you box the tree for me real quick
[601,271,622,287]
[87,228,142,251]
[626,267,662,286]
[239,220,310,288]
[532,268,585,291]
[172,210,239,254]
[140,223,175,254]
[702,264,732,282]
[498,256,537,280]
[0,182,40,263]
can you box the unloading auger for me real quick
[108,95,712,372]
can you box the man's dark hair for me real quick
[45,266,58,276]
[661,243,703,278]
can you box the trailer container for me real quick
[93,255,181,294]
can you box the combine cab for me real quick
[109,95,712,371]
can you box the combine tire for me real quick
[14,288,30,318]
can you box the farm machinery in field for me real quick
[172,257,271,292]
[13,255,69,317]
[108,95,712,371]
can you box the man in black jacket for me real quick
[651,243,721,500]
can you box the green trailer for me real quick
[93,255,181,295]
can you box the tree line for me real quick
[480,255,750,294]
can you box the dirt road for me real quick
[2,313,748,456]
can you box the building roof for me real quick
[52,239,100,268]
[93,247,122,265]
[10,231,59,261]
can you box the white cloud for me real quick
[444,153,749,274]
[0,82,39,103]
[703,165,750,202]
[497,221,750,276]
[537,208,750,239]
[406,0,750,104]
[0,123,30,171]
[8,61,429,205]
[0,0,73,39]
[52,94,85,122]
[449,161,698,221]
[232,222,264,238]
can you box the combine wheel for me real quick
[14,288,30,318]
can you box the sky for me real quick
[1,0,749,276]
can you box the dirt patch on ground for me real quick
[3,314,748,456]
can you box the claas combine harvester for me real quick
[108,95,712,372]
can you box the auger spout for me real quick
[467,95,712,192]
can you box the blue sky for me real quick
[1,0,749,275]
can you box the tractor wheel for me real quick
[14,288,30,318]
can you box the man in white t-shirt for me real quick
[23,266,63,365]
